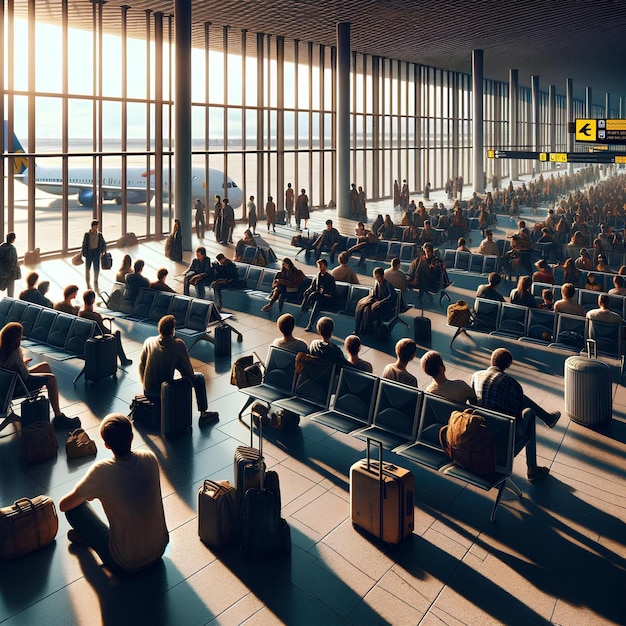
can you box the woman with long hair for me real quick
[509,275,536,308]
[116,254,132,283]
[261,257,306,312]
[164,219,183,262]
[0,322,80,430]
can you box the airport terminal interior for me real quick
[1,1,625,625]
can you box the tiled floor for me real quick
[1,183,625,625]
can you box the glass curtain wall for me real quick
[2,1,590,256]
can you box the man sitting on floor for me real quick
[60,413,169,574]
[138,314,217,427]
[471,347,561,483]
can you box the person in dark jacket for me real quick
[210,253,239,310]
[301,258,337,332]
[81,220,107,291]
[354,267,395,335]
[0,232,21,297]
[183,247,214,299]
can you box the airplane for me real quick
[3,122,243,209]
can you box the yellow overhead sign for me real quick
[616,156,626,164]
[607,120,626,131]
[576,119,597,142]
[487,150,495,159]
[550,153,568,163]
[539,153,547,161]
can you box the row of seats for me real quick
[108,288,221,344]
[0,297,97,360]
[240,346,523,522]
[227,264,410,340]
[442,250,502,275]
[531,281,626,317]
[468,297,624,363]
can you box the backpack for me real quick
[439,409,496,475]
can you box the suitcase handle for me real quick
[366,437,385,541]
[586,338,597,359]
[249,403,266,490]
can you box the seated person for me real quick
[138,315,216,427]
[471,348,560,482]
[382,338,418,387]
[19,272,52,307]
[37,281,54,308]
[384,258,407,292]
[272,313,308,353]
[585,272,603,292]
[344,334,373,373]
[79,290,132,366]
[116,254,132,283]
[331,251,359,285]
[532,260,554,285]
[379,215,396,240]
[561,257,581,286]
[210,253,239,311]
[407,243,448,301]
[418,220,436,246]
[149,268,175,293]
[262,257,307,312]
[60,413,169,575]
[609,275,626,296]
[346,223,379,267]
[301,259,338,332]
[313,219,342,263]
[183,247,214,299]
[308,316,349,367]
[124,260,150,303]
[456,237,470,253]
[54,284,80,315]
[371,214,384,237]
[0,322,80,430]
[476,272,504,302]
[354,267,395,335]
[420,350,476,403]
[586,293,623,324]
[234,229,257,262]
[596,254,612,274]
[574,248,593,270]
[477,230,500,257]
[402,224,418,243]
[554,282,586,316]
[510,276,535,308]
[504,234,532,277]
[538,288,554,310]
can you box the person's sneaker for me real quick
[199,411,219,427]
[261,302,273,312]
[527,466,550,483]
[545,411,561,428]
[53,414,81,430]
[120,358,133,366]
[67,529,89,546]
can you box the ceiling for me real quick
[20,0,626,104]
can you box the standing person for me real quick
[247,196,257,235]
[265,196,276,233]
[59,413,169,574]
[357,186,367,220]
[393,180,400,208]
[471,348,561,482]
[194,198,206,239]
[350,184,359,218]
[222,198,235,245]
[0,232,21,297]
[0,322,80,430]
[164,219,183,263]
[285,183,294,227]
[213,195,223,242]
[424,182,431,201]
[301,258,337,332]
[183,247,213,299]
[81,220,107,292]
[400,179,409,210]
[138,315,216,427]
[295,188,310,231]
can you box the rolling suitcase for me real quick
[350,438,414,545]
[276,210,286,225]
[214,323,232,357]
[161,377,193,438]
[198,479,240,549]
[77,334,117,383]
[414,309,432,344]
[564,339,612,427]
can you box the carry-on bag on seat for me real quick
[77,335,117,383]
[0,496,59,559]
[350,438,414,545]
[161,377,193,438]
[198,479,240,549]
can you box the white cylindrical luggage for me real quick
[564,340,612,427]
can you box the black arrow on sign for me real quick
[579,123,592,137]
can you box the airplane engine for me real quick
[77,190,94,207]
[127,190,153,204]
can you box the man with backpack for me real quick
[471,348,561,482]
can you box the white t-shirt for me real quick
[77,450,169,572]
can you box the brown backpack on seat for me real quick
[439,409,496,475]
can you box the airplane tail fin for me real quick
[3,121,28,175]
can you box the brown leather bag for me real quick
[65,428,97,459]
[0,496,59,559]
[447,300,472,328]
[19,422,58,467]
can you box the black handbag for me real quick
[101,252,113,270]
[20,395,51,427]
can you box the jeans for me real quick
[85,251,100,288]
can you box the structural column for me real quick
[472,49,484,193]
[276,36,285,213]
[509,69,519,181]
[175,0,192,250]
[586,87,592,117]
[566,78,574,174]
[336,22,351,218]
[548,85,556,154]
[531,75,540,175]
